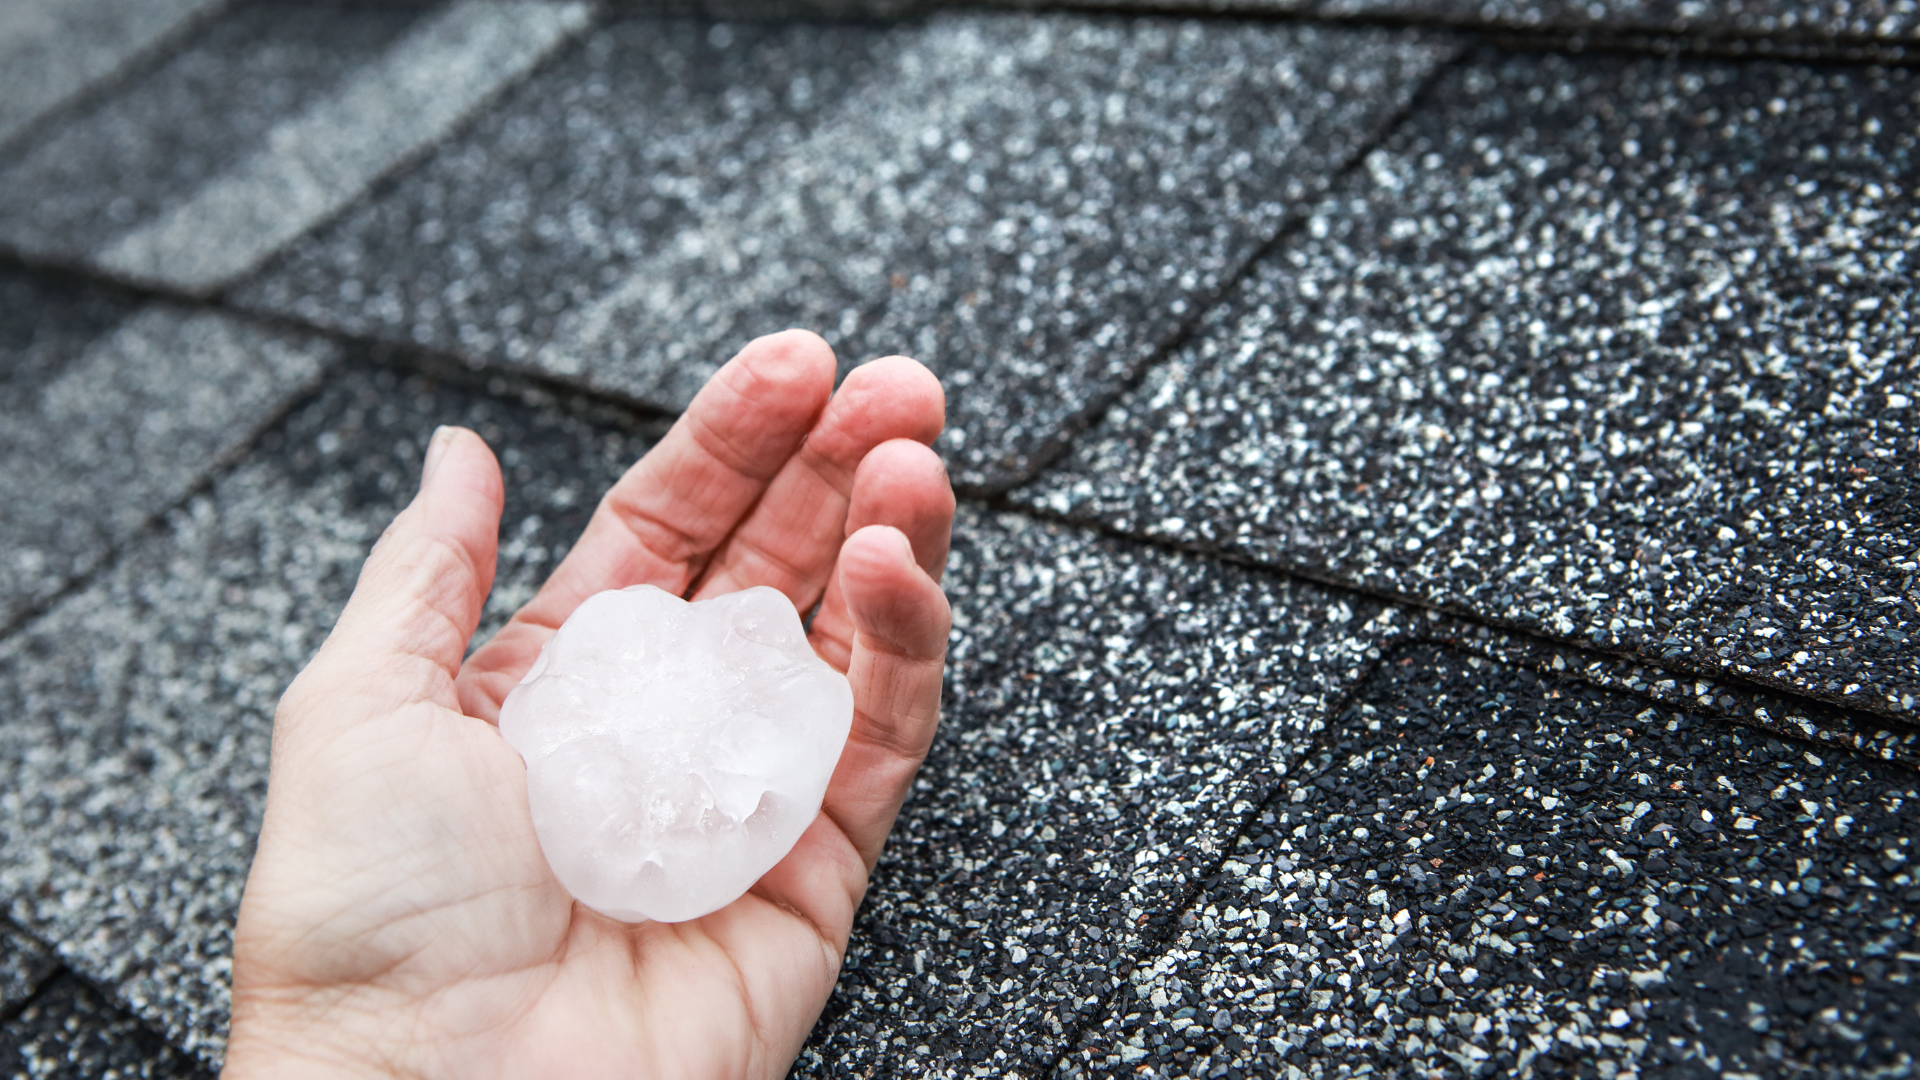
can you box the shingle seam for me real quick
[0,251,693,433]
[0,250,208,315]
[1038,643,1407,1077]
[0,335,348,649]
[980,37,1468,496]
[0,241,676,434]
[1038,758,1284,1075]
[1427,623,1920,771]
[979,490,1920,765]
[0,0,237,161]
[261,324,685,429]
[1,967,215,1073]
[0,962,66,1030]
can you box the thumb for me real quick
[282,426,504,736]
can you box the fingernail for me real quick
[420,426,453,488]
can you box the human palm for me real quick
[223,332,954,1079]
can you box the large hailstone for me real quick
[499,585,853,923]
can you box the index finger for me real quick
[457,330,836,721]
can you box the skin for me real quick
[222,330,955,1080]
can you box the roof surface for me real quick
[0,0,1915,1077]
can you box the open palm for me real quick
[223,332,954,1079]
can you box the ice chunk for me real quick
[499,584,853,923]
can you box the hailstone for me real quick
[499,584,853,923]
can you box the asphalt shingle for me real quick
[237,13,1454,487]
[796,507,1413,1075]
[1065,645,1920,1079]
[96,1,594,294]
[1023,50,1920,721]
[0,0,228,151]
[0,298,334,629]
[0,0,1915,1074]
[0,1,592,294]
[0,363,666,1060]
[0,974,212,1080]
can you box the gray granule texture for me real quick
[792,506,1415,1076]
[1023,50,1920,721]
[1064,646,1920,1080]
[236,13,1454,488]
[0,2,425,267]
[0,299,334,628]
[0,974,213,1080]
[0,365,664,1061]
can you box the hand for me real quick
[223,331,954,1079]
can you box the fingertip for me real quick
[849,440,954,580]
[408,426,503,594]
[729,329,838,411]
[421,426,504,509]
[853,438,952,494]
[669,330,837,483]
[840,525,950,660]
[851,441,953,512]
[837,356,946,444]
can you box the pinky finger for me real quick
[820,525,951,872]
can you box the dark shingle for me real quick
[0,268,135,408]
[1432,619,1920,771]
[1064,645,1920,1079]
[1311,0,1920,45]
[1023,50,1920,721]
[1022,0,1920,46]
[0,3,428,268]
[238,17,896,370]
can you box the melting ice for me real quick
[499,584,853,922]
